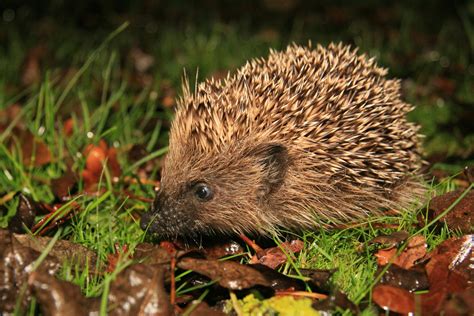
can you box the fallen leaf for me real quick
[312,290,358,314]
[250,239,304,269]
[425,235,472,293]
[51,170,78,201]
[177,256,309,293]
[12,233,98,271]
[7,193,45,233]
[0,229,60,313]
[368,230,409,248]
[30,264,172,316]
[374,248,397,266]
[132,242,172,265]
[372,285,415,314]
[418,235,473,314]
[393,235,427,269]
[82,140,122,191]
[177,257,271,290]
[377,265,429,292]
[108,264,172,316]
[29,272,99,316]
[428,189,474,233]
[298,268,336,291]
[201,240,244,259]
[374,234,427,269]
[18,130,52,167]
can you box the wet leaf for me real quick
[29,272,100,316]
[428,189,474,233]
[177,257,272,290]
[377,265,429,292]
[12,233,98,271]
[312,290,358,314]
[8,193,45,233]
[250,239,304,269]
[108,264,172,316]
[132,242,172,265]
[372,285,415,314]
[298,268,336,291]
[442,288,474,315]
[30,264,172,316]
[247,263,307,291]
[394,235,427,269]
[201,240,244,259]
[374,235,427,269]
[374,248,397,266]
[368,230,409,248]
[0,229,60,313]
[425,235,472,293]
[417,235,473,314]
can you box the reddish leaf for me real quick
[51,170,77,201]
[417,235,473,314]
[393,235,427,269]
[425,235,472,293]
[372,285,415,313]
[20,130,52,167]
[374,235,427,269]
[375,248,397,266]
[62,118,75,137]
[428,190,474,233]
[250,239,304,269]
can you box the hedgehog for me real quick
[140,43,425,239]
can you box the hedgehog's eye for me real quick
[194,183,213,201]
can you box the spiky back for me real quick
[171,43,421,190]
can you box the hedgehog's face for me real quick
[140,142,289,239]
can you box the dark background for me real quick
[1,0,473,168]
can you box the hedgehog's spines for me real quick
[164,43,424,234]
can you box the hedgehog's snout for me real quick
[140,190,169,232]
[141,189,198,237]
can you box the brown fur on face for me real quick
[141,139,291,238]
[140,43,425,238]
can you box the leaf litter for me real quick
[1,102,473,314]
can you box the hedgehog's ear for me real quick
[252,143,289,198]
